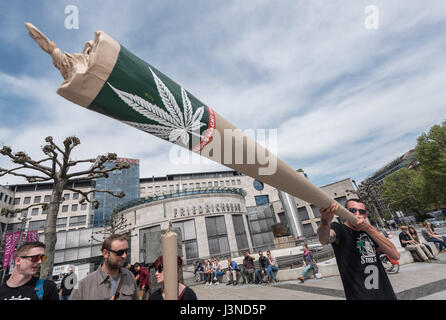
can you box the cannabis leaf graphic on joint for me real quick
[107,67,206,146]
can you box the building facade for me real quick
[364,149,418,218]
[1,164,355,272]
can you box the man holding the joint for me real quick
[317,199,399,300]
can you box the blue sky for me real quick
[0,1,445,187]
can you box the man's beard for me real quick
[105,258,123,271]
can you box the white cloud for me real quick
[1,1,446,187]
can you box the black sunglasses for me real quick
[20,254,47,263]
[348,207,367,215]
[155,264,163,273]
[107,248,128,256]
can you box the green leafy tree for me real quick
[380,168,427,215]
[415,121,446,206]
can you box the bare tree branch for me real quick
[66,187,125,210]
[0,146,53,176]
[66,160,129,179]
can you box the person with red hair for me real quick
[148,255,197,300]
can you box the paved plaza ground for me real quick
[192,236,446,300]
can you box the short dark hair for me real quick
[345,199,366,209]
[101,234,128,251]
[134,263,141,268]
[15,242,45,259]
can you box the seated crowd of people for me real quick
[193,250,280,286]
[398,221,446,262]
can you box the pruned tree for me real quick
[0,136,130,279]
[90,209,136,244]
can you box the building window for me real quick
[214,181,218,186]
[208,182,212,187]
[62,205,69,213]
[155,186,160,192]
[310,204,321,218]
[7,223,22,232]
[44,195,51,202]
[56,218,67,228]
[254,195,270,206]
[24,197,31,204]
[139,225,161,263]
[31,208,39,216]
[28,220,45,231]
[73,193,79,200]
[195,183,200,188]
[237,179,241,185]
[205,216,230,257]
[225,180,230,186]
[81,203,88,211]
[14,198,21,205]
[72,204,78,212]
[21,210,28,218]
[148,186,153,193]
[172,220,198,263]
[34,196,41,204]
[69,216,86,227]
[303,223,315,237]
[297,207,310,220]
[231,180,236,186]
[247,205,275,251]
[64,194,70,201]
[232,214,249,255]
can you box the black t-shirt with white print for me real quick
[0,277,59,300]
[331,222,397,300]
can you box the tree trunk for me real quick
[40,182,64,280]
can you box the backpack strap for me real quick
[35,278,45,300]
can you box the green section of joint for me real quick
[88,45,211,149]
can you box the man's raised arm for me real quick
[317,202,339,245]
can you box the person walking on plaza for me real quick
[317,199,400,300]
[226,257,241,285]
[408,226,435,257]
[298,244,319,283]
[421,222,446,252]
[0,242,59,300]
[241,250,256,284]
[399,226,435,262]
[70,234,138,300]
[255,251,269,284]
[59,267,75,300]
[148,255,197,300]
[266,250,279,283]
[134,262,150,299]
